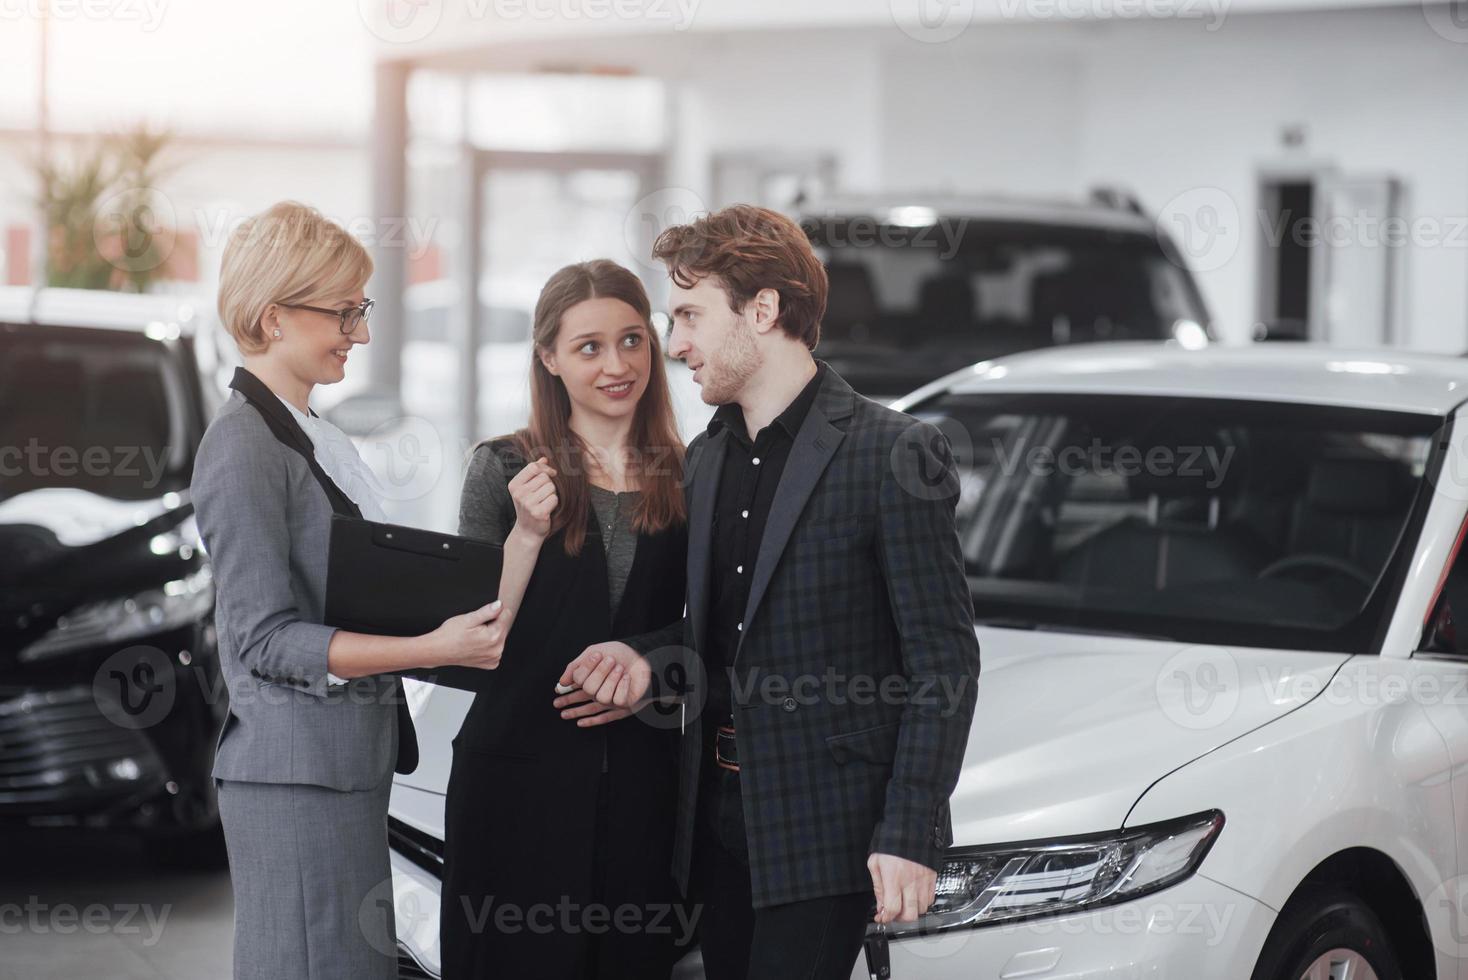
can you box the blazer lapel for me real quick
[227,366,316,459]
[686,427,727,656]
[735,368,855,663]
[227,366,363,520]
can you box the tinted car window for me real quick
[806,219,1209,397]
[0,325,193,501]
[915,392,1435,652]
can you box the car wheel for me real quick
[1251,886,1402,980]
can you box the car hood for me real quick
[948,626,1350,847]
[0,488,196,641]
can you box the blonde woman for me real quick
[192,201,505,980]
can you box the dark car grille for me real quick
[0,684,166,812]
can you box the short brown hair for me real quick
[651,204,827,350]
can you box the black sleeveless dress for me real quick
[437,439,691,980]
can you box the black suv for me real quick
[801,191,1216,401]
[0,288,226,863]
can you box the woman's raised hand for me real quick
[427,599,506,669]
[508,456,558,540]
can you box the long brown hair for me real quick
[485,259,686,556]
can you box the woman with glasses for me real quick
[191,201,508,980]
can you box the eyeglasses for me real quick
[276,297,375,334]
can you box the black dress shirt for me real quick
[703,361,827,737]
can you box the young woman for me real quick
[192,201,507,980]
[438,259,691,979]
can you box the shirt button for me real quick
[781,697,797,712]
[737,622,743,631]
[736,565,743,574]
[752,457,761,465]
[741,510,749,519]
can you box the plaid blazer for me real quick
[629,362,980,908]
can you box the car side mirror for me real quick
[323,390,406,437]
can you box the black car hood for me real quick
[0,488,196,644]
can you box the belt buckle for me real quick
[714,723,740,772]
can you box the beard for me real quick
[700,314,762,405]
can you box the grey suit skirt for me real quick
[217,776,397,980]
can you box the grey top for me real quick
[458,445,640,618]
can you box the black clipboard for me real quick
[324,515,503,639]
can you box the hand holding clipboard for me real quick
[324,515,508,682]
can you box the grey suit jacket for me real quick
[192,387,402,790]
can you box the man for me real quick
[559,204,980,980]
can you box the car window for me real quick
[808,220,1208,358]
[916,392,1435,652]
[0,326,192,502]
[1421,513,1468,656]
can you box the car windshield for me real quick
[0,325,193,502]
[805,219,1208,394]
[914,392,1437,651]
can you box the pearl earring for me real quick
[272,329,282,339]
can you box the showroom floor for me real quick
[0,830,233,980]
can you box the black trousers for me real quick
[692,761,872,980]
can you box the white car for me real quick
[392,341,1468,980]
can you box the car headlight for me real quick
[890,810,1224,936]
[19,566,214,663]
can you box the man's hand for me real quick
[552,685,633,728]
[867,852,938,925]
[558,642,651,716]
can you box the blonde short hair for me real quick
[217,201,373,354]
